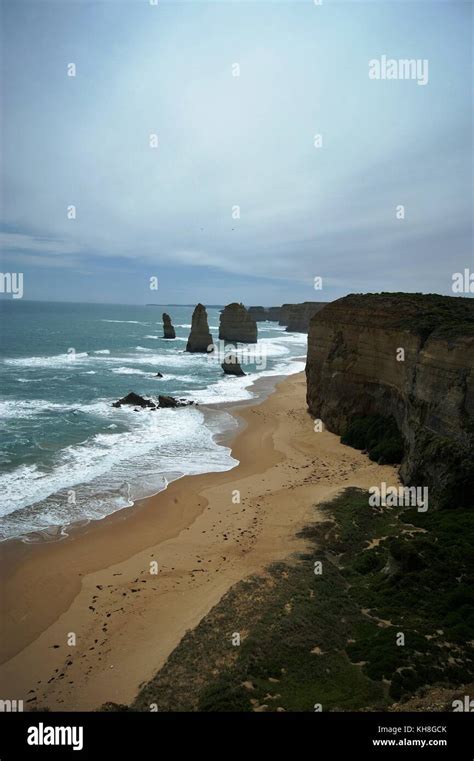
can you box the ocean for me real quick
[0,301,307,541]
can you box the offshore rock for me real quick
[219,303,257,343]
[112,392,156,409]
[221,355,246,376]
[186,304,214,353]
[162,313,176,339]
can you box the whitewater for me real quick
[0,301,307,541]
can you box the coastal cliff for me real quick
[248,302,328,331]
[219,303,257,343]
[285,301,327,332]
[248,306,282,322]
[278,304,293,326]
[306,293,474,508]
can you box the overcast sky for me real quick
[1,0,472,305]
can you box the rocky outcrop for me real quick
[162,313,176,339]
[221,355,246,376]
[306,293,474,508]
[112,392,193,409]
[219,303,257,343]
[158,395,193,408]
[186,304,214,353]
[285,302,327,332]
[112,392,156,409]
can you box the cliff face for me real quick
[285,302,328,332]
[248,306,282,322]
[278,304,293,326]
[248,303,329,330]
[219,303,257,343]
[162,312,176,339]
[248,306,286,322]
[186,304,213,353]
[306,293,474,508]
[248,306,268,321]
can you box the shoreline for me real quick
[0,369,297,556]
[0,362,305,547]
[0,371,399,711]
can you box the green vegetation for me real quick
[341,415,404,464]
[352,292,474,341]
[128,488,474,712]
[409,427,474,509]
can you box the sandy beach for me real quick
[0,372,399,711]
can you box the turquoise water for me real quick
[0,301,306,541]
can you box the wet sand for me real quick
[0,372,399,710]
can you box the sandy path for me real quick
[0,373,399,710]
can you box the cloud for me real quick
[1,0,472,302]
[0,232,81,257]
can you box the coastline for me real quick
[0,371,400,711]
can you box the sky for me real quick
[1,0,472,305]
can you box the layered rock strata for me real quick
[162,313,176,339]
[305,293,474,508]
[186,304,214,353]
[219,303,257,343]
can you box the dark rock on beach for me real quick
[162,313,176,339]
[221,355,246,376]
[186,304,214,353]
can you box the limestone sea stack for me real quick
[162,312,176,339]
[186,303,214,353]
[221,354,246,376]
[219,302,257,343]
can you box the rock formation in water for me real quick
[221,355,246,376]
[219,303,257,343]
[186,304,214,353]
[162,313,176,339]
[285,302,327,332]
[158,395,193,408]
[306,293,474,508]
[112,392,193,409]
[112,392,156,409]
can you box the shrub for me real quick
[342,415,404,464]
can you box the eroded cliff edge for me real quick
[306,293,474,508]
